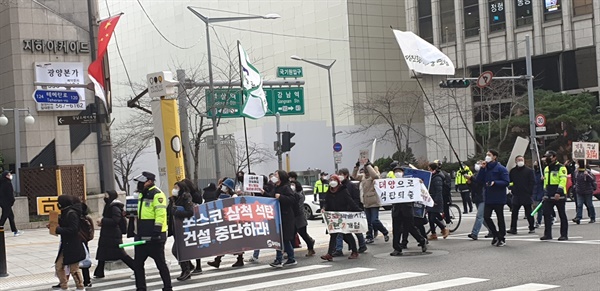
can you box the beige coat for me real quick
[353,164,381,208]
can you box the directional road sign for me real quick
[277,67,303,78]
[57,115,97,125]
[205,87,305,118]
[33,90,80,104]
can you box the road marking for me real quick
[388,277,488,291]
[490,283,560,290]
[218,267,374,291]
[294,272,427,291]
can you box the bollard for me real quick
[0,226,8,277]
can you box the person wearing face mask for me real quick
[391,167,427,256]
[353,159,390,244]
[334,168,367,256]
[313,172,330,214]
[455,163,473,214]
[288,171,316,257]
[246,175,275,263]
[532,160,546,228]
[167,181,195,281]
[0,171,22,236]
[269,170,299,268]
[427,163,450,240]
[508,155,536,235]
[540,151,569,241]
[476,150,510,247]
[93,190,134,279]
[466,161,490,240]
[572,160,596,224]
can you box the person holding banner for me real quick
[321,174,361,261]
[572,160,596,224]
[167,181,195,281]
[353,161,390,244]
[269,170,299,268]
[335,168,367,255]
[390,167,427,256]
[427,163,450,240]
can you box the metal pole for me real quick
[13,108,20,194]
[276,112,282,170]
[0,227,7,277]
[327,67,337,172]
[177,69,191,178]
[525,35,538,161]
[206,23,221,179]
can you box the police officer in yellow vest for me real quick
[541,151,569,241]
[132,171,172,291]
[313,172,329,210]
[456,163,474,214]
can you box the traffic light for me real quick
[439,79,471,88]
[281,131,295,152]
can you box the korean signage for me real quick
[173,196,283,261]
[34,62,86,111]
[243,175,264,193]
[206,89,243,118]
[374,178,434,206]
[323,211,368,234]
[37,196,60,215]
[516,0,532,18]
[276,67,303,78]
[573,142,599,160]
[206,87,305,118]
[57,115,97,126]
[23,39,89,55]
[489,1,505,24]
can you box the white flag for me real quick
[238,42,268,119]
[392,29,455,75]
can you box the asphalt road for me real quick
[22,201,600,291]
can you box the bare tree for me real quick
[223,138,274,173]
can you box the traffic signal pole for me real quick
[525,35,542,172]
[276,112,283,170]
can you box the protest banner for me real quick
[401,168,432,189]
[173,196,282,261]
[374,178,434,207]
[323,211,368,234]
[573,142,599,161]
[243,175,264,193]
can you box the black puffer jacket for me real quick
[96,191,128,261]
[0,171,14,207]
[55,195,86,265]
[427,171,444,213]
[468,174,485,204]
[167,192,194,237]
[292,181,308,229]
[324,185,360,212]
[272,183,297,241]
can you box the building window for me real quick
[418,0,433,43]
[544,0,562,22]
[489,0,506,32]
[515,0,533,27]
[464,0,480,38]
[573,0,594,16]
[440,0,456,43]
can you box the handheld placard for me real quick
[119,240,146,248]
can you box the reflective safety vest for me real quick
[386,171,395,179]
[544,162,567,196]
[455,166,472,185]
[137,185,168,237]
[314,180,329,194]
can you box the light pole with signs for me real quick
[0,108,35,194]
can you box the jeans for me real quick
[460,191,473,212]
[0,205,17,232]
[471,202,489,236]
[275,240,295,262]
[484,204,506,241]
[544,199,568,238]
[510,202,535,231]
[575,194,596,220]
[328,234,356,254]
[252,249,260,258]
[336,232,365,251]
[365,207,388,239]
[428,212,445,234]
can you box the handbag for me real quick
[79,243,92,268]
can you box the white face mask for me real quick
[7,175,12,180]
[474,164,481,172]
[221,185,228,192]
[517,161,525,167]
[395,172,403,178]
[270,176,279,184]
[172,188,179,196]
[485,156,493,163]
[323,176,329,180]
[339,175,345,182]
[290,185,296,191]
[329,181,338,188]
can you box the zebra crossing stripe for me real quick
[295,272,427,291]
[490,283,560,290]
[388,277,489,290]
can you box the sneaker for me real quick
[51,284,61,290]
[534,222,540,228]
[491,237,498,245]
[358,246,367,253]
[332,250,344,257]
[463,211,468,214]
[320,254,333,261]
[365,238,374,244]
[306,249,316,257]
[496,240,506,247]
[269,260,283,268]
[558,236,568,241]
[467,234,478,240]
[348,252,359,259]
[283,259,297,266]
[484,233,493,238]
[540,236,552,241]
[528,229,535,234]
[389,250,403,256]
[384,234,390,242]
[245,256,259,263]
[507,229,517,235]
[419,241,428,253]
[572,218,581,225]
[590,219,596,224]
[14,230,23,237]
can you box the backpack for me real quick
[78,214,94,242]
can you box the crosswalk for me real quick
[23,263,560,291]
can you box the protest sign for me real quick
[374,178,434,207]
[243,175,264,193]
[173,196,282,261]
[49,211,59,236]
[323,211,368,234]
[573,142,599,160]
[401,168,432,189]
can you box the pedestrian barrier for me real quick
[0,227,8,277]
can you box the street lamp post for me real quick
[0,108,35,194]
[290,55,338,171]
[187,6,280,179]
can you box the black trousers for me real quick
[94,253,135,278]
[297,226,315,250]
[484,204,506,241]
[134,242,172,291]
[393,204,424,251]
[0,205,17,232]
[172,243,192,273]
[510,202,535,231]
[328,233,356,254]
[460,191,473,212]
[428,212,445,234]
[543,199,568,238]
[442,196,452,223]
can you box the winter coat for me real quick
[468,174,485,204]
[167,192,194,237]
[191,189,203,205]
[509,166,534,205]
[427,171,444,213]
[202,183,218,202]
[353,164,381,208]
[533,168,545,202]
[324,185,361,212]
[272,183,297,241]
[0,173,14,207]
[343,179,363,210]
[55,200,86,265]
[96,199,128,261]
[574,169,595,196]
[292,181,308,229]
[476,161,510,205]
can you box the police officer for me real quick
[540,151,569,241]
[313,172,329,223]
[455,163,473,214]
[132,171,172,291]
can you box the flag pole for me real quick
[237,40,252,173]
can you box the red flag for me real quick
[88,14,122,112]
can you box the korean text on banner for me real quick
[323,211,368,234]
[392,29,455,75]
[573,142,599,160]
[173,196,283,261]
[374,178,434,207]
[243,175,264,193]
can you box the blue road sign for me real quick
[33,90,80,104]
[333,142,342,152]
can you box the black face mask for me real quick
[237,176,244,182]
[545,157,553,165]
[137,181,145,192]
[104,197,111,204]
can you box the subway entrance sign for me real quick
[205,87,304,118]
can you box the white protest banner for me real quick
[374,178,434,207]
[323,211,368,234]
[243,175,264,193]
[392,29,455,75]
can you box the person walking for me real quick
[434,160,453,224]
[456,163,473,214]
[427,163,450,240]
[132,171,172,291]
[289,172,316,257]
[508,155,536,234]
[93,190,135,279]
[0,171,23,236]
[532,161,545,228]
[390,167,427,256]
[353,160,390,244]
[320,175,361,261]
[572,160,597,224]
[182,179,203,274]
[313,172,329,222]
[466,161,490,240]
[269,170,298,268]
[335,168,367,255]
[477,150,510,247]
[168,181,195,281]
[52,195,86,291]
[246,175,274,263]
[540,151,569,241]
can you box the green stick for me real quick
[531,200,544,216]
[119,240,146,248]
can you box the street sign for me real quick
[277,67,303,78]
[147,71,177,98]
[57,115,97,125]
[535,126,546,132]
[333,142,342,152]
[33,89,80,104]
[334,152,342,164]
[535,114,546,127]
[206,89,243,118]
[476,71,494,88]
[205,87,305,118]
